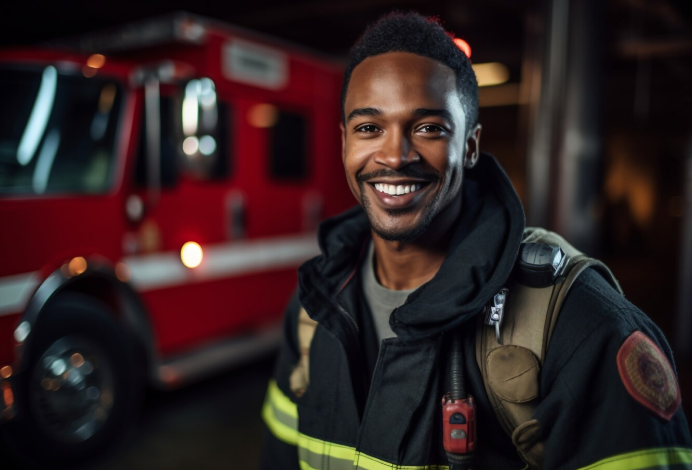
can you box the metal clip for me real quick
[484,288,508,344]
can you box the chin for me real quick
[360,184,442,242]
[368,212,433,242]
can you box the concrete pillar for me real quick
[525,0,604,253]
[676,140,692,356]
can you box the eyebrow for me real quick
[346,107,454,123]
[413,108,454,122]
[346,107,382,123]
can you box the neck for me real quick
[373,196,461,290]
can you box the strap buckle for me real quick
[484,288,509,344]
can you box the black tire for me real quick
[3,292,143,468]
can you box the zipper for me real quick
[333,239,369,336]
[355,337,390,448]
[320,299,365,428]
[335,301,360,334]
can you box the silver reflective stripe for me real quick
[269,395,297,431]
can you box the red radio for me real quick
[442,394,476,454]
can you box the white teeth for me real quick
[373,182,423,196]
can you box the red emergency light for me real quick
[453,38,472,60]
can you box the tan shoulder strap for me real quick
[544,258,622,351]
[475,280,553,438]
[475,228,621,469]
[289,307,318,397]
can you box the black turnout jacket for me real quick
[261,154,692,470]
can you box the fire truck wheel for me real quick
[8,293,142,467]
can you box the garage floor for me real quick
[84,354,275,470]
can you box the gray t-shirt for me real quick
[361,241,417,342]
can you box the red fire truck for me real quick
[0,12,352,465]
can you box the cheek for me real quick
[449,165,463,193]
[343,144,367,198]
[423,142,459,177]
[344,141,371,174]
[444,139,465,168]
[436,147,464,194]
[342,163,358,199]
[345,174,359,200]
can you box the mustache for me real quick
[356,168,440,184]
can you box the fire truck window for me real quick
[179,78,231,181]
[0,66,122,195]
[270,110,308,180]
[135,96,178,188]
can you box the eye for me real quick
[416,124,446,135]
[355,124,381,134]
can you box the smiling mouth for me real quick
[371,182,427,196]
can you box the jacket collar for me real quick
[298,152,525,340]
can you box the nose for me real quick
[374,129,419,170]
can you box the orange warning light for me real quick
[454,38,472,59]
[86,54,106,69]
[68,257,87,276]
[1,381,13,408]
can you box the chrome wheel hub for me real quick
[31,336,115,443]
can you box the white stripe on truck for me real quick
[0,234,320,316]
[124,233,319,290]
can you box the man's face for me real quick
[341,52,473,242]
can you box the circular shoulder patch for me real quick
[616,331,681,421]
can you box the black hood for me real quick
[298,152,525,340]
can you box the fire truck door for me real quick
[128,84,321,358]
[234,99,322,298]
[245,102,321,234]
[127,81,240,356]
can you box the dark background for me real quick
[2,1,692,468]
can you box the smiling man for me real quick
[260,12,691,470]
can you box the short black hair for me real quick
[341,11,479,129]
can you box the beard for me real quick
[356,168,441,242]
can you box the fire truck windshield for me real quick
[0,65,123,196]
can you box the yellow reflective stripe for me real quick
[264,380,452,469]
[262,380,298,446]
[299,461,320,470]
[578,448,692,470]
[262,397,298,445]
[267,379,298,418]
[298,432,448,470]
[299,433,356,461]
[354,451,450,470]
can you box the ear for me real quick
[339,121,346,162]
[464,123,482,169]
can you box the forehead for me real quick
[346,52,460,113]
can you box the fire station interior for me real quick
[1,0,692,468]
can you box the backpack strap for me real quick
[289,307,318,397]
[475,227,621,469]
